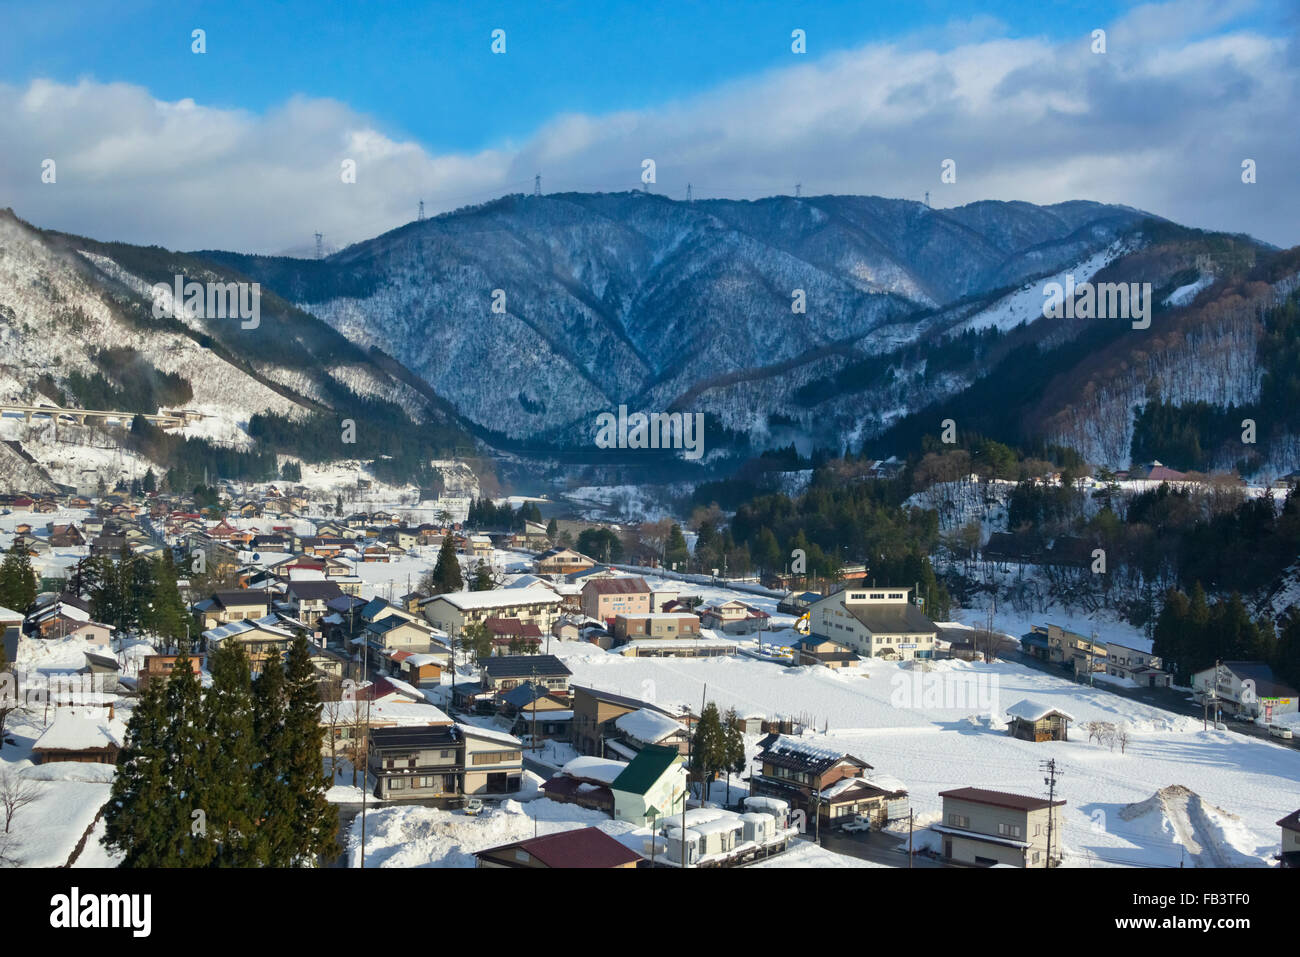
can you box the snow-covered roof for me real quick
[430,588,562,610]
[1006,698,1076,723]
[744,795,789,814]
[615,707,684,744]
[33,710,122,752]
[457,723,523,747]
[560,755,628,785]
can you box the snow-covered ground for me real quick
[545,639,1299,868]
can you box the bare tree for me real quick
[0,767,43,834]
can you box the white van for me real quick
[1268,724,1293,740]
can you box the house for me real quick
[580,577,652,624]
[460,724,525,796]
[201,617,297,673]
[698,599,771,636]
[480,654,572,697]
[610,744,687,827]
[1044,624,1106,676]
[137,654,202,692]
[368,723,461,801]
[571,684,687,758]
[534,547,595,576]
[612,612,700,644]
[467,534,494,559]
[807,587,938,660]
[484,616,544,655]
[64,621,115,648]
[1277,810,1300,868]
[506,683,574,741]
[1192,661,1299,721]
[609,707,689,759]
[421,588,562,637]
[540,756,626,813]
[475,827,641,869]
[935,787,1066,867]
[1020,626,1051,661]
[285,580,345,627]
[363,614,450,658]
[196,589,272,629]
[790,635,859,669]
[750,736,876,826]
[1104,642,1171,688]
[1006,699,1074,742]
[390,650,444,685]
[31,710,122,765]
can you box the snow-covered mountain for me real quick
[0,208,477,492]
[200,192,1153,447]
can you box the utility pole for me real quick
[908,809,914,868]
[1041,758,1061,868]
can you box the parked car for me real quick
[1268,724,1294,739]
[463,798,484,815]
[1231,712,1255,722]
[841,814,873,834]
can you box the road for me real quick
[816,826,948,867]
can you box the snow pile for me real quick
[1117,785,1264,867]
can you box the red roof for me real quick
[477,826,639,868]
[484,617,543,638]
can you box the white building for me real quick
[809,587,938,661]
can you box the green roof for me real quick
[610,744,681,796]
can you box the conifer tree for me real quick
[203,643,260,866]
[102,675,175,866]
[0,540,37,613]
[431,534,462,594]
[161,651,215,866]
[251,649,293,865]
[281,635,340,864]
[690,703,726,801]
[721,707,746,804]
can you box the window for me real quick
[389,778,405,790]
[997,822,1022,838]
[948,813,969,828]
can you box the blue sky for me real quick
[1,0,1296,251]
[4,1,1149,151]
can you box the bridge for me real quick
[0,404,206,430]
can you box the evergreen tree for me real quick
[689,703,726,801]
[102,675,173,866]
[202,643,260,866]
[546,518,558,542]
[146,554,190,651]
[721,707,746,804]
[281,635,340,864]
[251,650,293,866]
[431,535,462,594]
[664,523,691,571]
[470,560,494,591]
[161,652,215,866]
[142,468,157,494]
[461,620,494,666]
[0,540,37,613]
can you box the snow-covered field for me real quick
[544,639,1299,868]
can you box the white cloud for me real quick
[1,1,1295,252]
